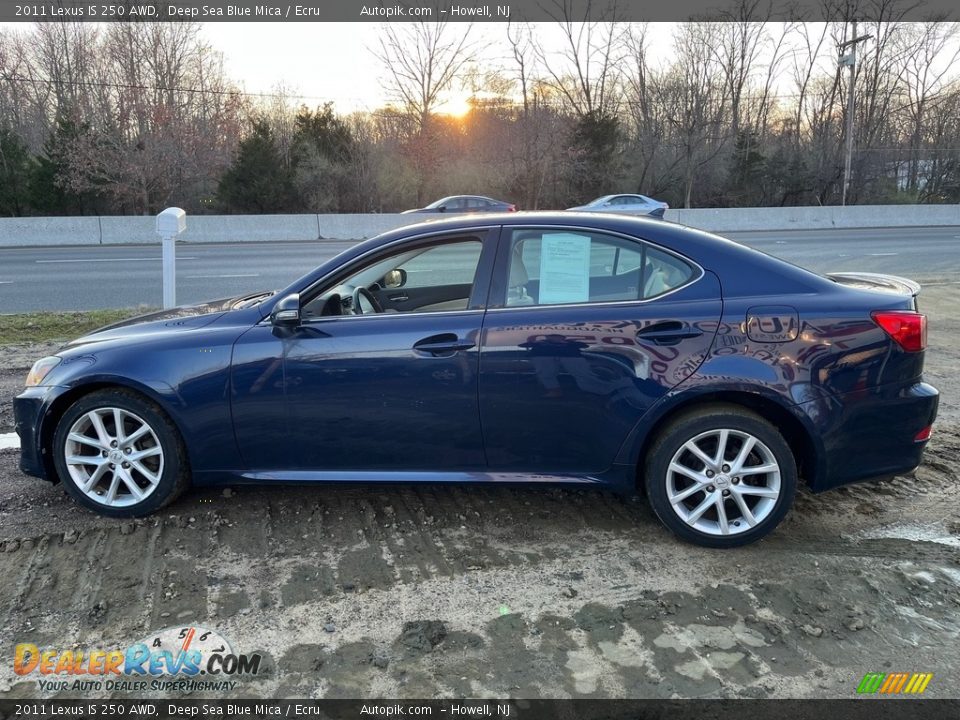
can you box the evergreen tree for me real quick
[30,117,103,215]
[568,111,621,203]
[291,104,356,212]
[0,127,35,217]
[217,119,296,213]
[293,104,353,163]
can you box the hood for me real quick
[64,293,267,347]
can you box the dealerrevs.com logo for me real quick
[14,626,262,693]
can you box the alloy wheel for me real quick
[665,428,781,536]
[63,407,165,508]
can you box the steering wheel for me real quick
[352,286,383,315]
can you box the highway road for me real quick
[1,227,958,313]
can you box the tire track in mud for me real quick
[763,535,960,563]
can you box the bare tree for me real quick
[623,23,668,193]
[656,23,731,208]
[505,21,560,208]
[50,22,244,214]
[373,19,474,204]
[713,4,770,139]
[536,0,625,119]
[896,21,960,195]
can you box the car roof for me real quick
[438,195,497,202]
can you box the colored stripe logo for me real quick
[857,672,933,694]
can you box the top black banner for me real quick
[3,0,960,23]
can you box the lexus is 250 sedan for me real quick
[14,213,938,547]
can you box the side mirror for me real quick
[270,293,301,326]
[383,269,407,289]
[437,205,446,213]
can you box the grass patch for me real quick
[0,307,154,346]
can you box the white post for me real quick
[156,207,186,309]
[162,235,176,309]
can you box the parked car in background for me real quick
[14,212,937,547]
[568,194,669,218]
[402,195,516,214]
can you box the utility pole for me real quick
[839,22,872,206]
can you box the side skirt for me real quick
[193,464,637,494]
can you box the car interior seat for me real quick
[643,265,669,298]
[506,244,536,306]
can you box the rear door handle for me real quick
[413,334,475,356]
[636,322,703,346]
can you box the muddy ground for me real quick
[0,286,958,700]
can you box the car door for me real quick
[478,226,722,474]
[230,229,497,474]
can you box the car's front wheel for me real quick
[644,405,797,547]
[52,389,190,517]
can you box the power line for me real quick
[0,73,355,105]
[4,71,960,120]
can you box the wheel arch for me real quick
[39,378,183,483]
[621,389,824,491]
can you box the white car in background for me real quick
[567,194,669,218]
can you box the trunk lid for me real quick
[827,272,921,298]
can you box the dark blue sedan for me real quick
[14,213,938,547]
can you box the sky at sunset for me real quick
[201,22,676,113]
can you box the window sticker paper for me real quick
[538,233,591,304]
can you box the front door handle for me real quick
[636,321,703,346]
[413,333,475,356]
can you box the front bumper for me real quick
[802,380,939,492]
[13,387,55,480]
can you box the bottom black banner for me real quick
[1,699,959,720]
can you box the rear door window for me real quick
[503,229,696,306]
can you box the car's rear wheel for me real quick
[644,405,797,547]
[52,389,190,517]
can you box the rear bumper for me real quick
[802,380,939,492]
[13,387,54,481]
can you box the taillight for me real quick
[871,310,927,352]
[507,204,517,212]
[914,425,933,442]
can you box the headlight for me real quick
[25,356,61,387]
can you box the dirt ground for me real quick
[0,286,958,700]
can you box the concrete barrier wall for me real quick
[0,213,422,247]
[1,206,958,247]
[0,216,102,247]
[100,214,328,244]
[666,205,960,232]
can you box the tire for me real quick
[644,404,797,548]
[52,388,190,518]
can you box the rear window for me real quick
[504,229,696,307]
